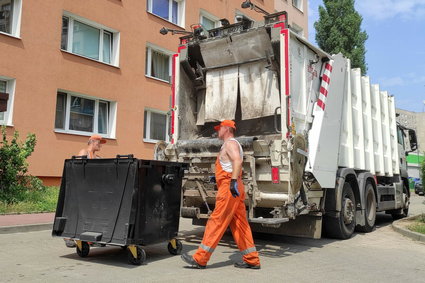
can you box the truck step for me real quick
[249,217,289,225]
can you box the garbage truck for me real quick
[155,11,418,239]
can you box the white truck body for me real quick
[157,12,416,239]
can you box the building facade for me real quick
[0,0,308,185]
[396,108,425,180]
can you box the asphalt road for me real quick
[1,195,424,283]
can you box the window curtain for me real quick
[69,96,94,132]
[0,80,6,121]
[151,50,169,81]
[150,112,167,140]
[0,0,13,34]
[103,32,112,64]
[98,102,108,134]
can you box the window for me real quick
[61,12,120,66]
[0,0,22,37]
[397,127,405,146]
[0,77,15,125]
[200,10,220,30]
[144,109,169,142]
[55,91,116,137]
[145,44,172,82]
[292,0,303,12]
[147,0,185,27]
[290,23,304,37]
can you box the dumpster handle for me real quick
[107,161,132,243]
[116,154,134,159]
[72,155,88,159]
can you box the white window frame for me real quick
[0,0,22,38]
[0,76,15,126]
[145,43,173,83]
[61,11,120,67]
[199,9,220,30]
[292,0,303,12]
[143,108,170,143]
[147,0,185,28]
[54,90,117,139]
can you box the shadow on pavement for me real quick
[59,242,184,269]
[58,213,399,268]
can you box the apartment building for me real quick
[396,108,425,179]
[0,0,308,186]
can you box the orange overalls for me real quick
[192,149,260,266]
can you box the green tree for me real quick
[314,0,368,74]
[0,126,44,203]
[421,155,425,182]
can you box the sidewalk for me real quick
[0,212,54,234]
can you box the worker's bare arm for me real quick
[226,140,242,179]
[77,149,88,156]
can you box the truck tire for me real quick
[356,183,376,233]
[324,182,356,239]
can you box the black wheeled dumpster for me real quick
[52,155,188,265]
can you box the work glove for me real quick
[209,176,216,183]
[230,179,240,198]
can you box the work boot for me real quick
[234,261,261,269]
[64,238,76,248]
[181,253,206,269]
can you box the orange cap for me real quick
[89,134,106,144]
[214,120,236,131]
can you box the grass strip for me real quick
[0,186,59,214]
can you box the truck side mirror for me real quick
[408,129,418,152]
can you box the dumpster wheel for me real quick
[127,245,146,265]
[76,241,90,258]
[167,239,183,255]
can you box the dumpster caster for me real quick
[167,239,183,255]
[127,245,146,265]
[76,241,90,258]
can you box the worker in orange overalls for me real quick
[181,120,261,269]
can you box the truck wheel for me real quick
[392,187,409,220]
[324,182,356,239]
[356,183,376,233]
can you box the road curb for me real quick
[392,215,425,243]
[0,223,52,234]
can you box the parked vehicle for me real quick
[156,11,418,239]
[415,182,424,195]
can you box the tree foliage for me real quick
[314,0,368,74]
[0,126,44,203]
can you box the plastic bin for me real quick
[52,155,188,265]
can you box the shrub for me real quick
[0,126,44,203]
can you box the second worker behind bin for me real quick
[181,120,261,269]
[78,134,106,159]
[64,134,107,248]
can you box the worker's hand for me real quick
[230,179,240,198]
[209,176,216,183]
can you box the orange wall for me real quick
[0,0,306,182]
